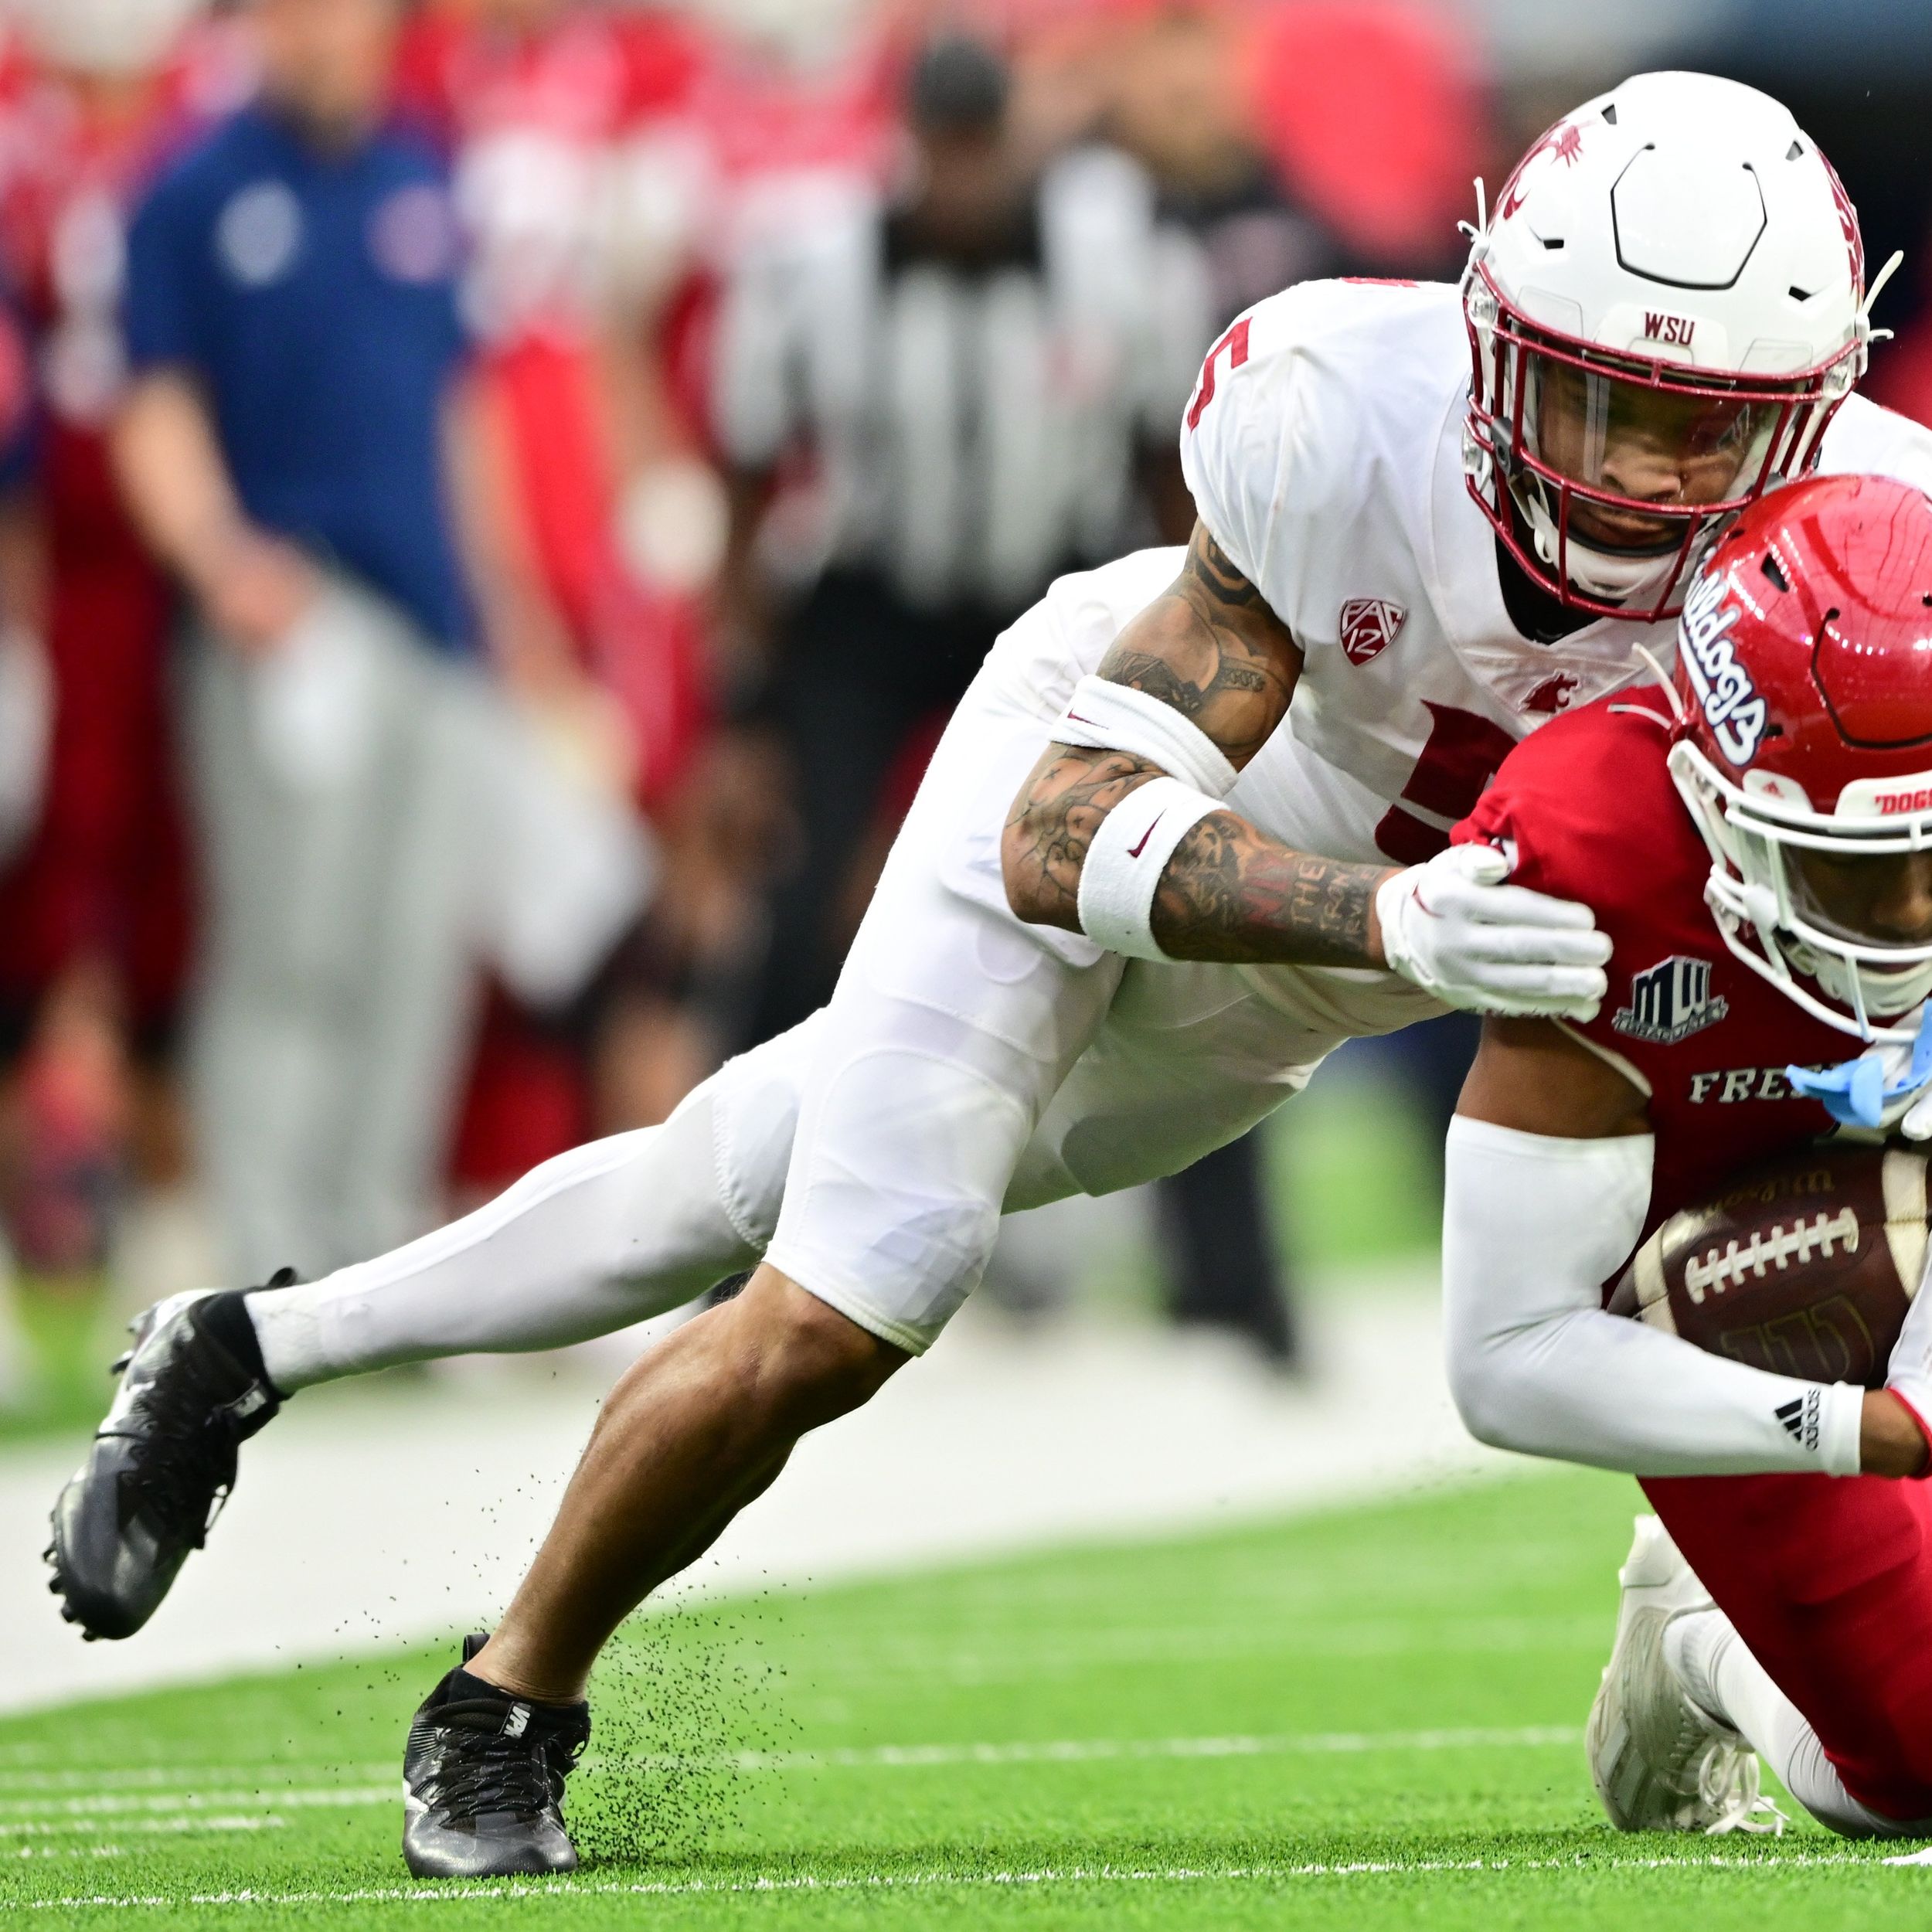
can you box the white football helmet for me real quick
[1462,71,1888,621]
[10,0,205,77]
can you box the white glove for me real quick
[1896,1081,1932,1143]
[1376,843,1611,1021]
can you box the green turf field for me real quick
[7,1466,1932,1930]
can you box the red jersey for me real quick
[1461,692,1932,1824]
[1465,689,1932,1828]
[1456,692,1852,1235]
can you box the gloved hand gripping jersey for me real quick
[1376,843,1613,1022]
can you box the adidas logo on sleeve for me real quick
[1774,1391,1822,1452]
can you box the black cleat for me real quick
[47,1277,292,1641]
[403,1635,589,1878]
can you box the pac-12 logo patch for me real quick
[1613,954,1730,1046]
[1340,599,1406,665]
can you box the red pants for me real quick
[0,538,189,1049]
[1645,1471,1932,1821]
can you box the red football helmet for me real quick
[1668,471,1932,1039]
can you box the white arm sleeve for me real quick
[1443,1116,1865,1477]
[1051,676,1238,797]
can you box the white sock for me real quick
[247,1093,757,1390]
[1665,1607,1921,1837]
[1663,1607,1738,1729]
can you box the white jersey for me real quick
[721,280,1932,1352]
[260,286,1932,1386]
[1121,277,1932,866]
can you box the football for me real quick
[1607,1143,1930,1386]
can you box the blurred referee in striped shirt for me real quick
[709,33,1305,1366]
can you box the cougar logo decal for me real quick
[1498,122,1583,220]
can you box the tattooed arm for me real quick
[1001,522,1398,968]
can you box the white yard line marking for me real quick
[0,1791,390,1822]
[598,1724,1584,1774]
[9,1848,153,1863]
[19,1723,1582,1816]
[0,1817,284,1842]
[709,1616,1611,1685]
[5,1850,1910,1910]
[0,1768,389,1794]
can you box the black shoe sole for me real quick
[45,1302,202,1643]
[42,1532,105,1641]
[46,1476,149,1641]
[403,1840,578,1879]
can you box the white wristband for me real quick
[1052,676,1239,798]
[1076,776,1220,961]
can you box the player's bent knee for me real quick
[1443,1349,1523,1457]
[730,1264,908,1430]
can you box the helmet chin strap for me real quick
[1519,485,1681,605]
[1740,862,1932,1031]
[1790,940,1932,1027]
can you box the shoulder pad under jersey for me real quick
[1178,277,1462,608]
[1815,392,1932,498]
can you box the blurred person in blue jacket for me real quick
[111,0,648,1284]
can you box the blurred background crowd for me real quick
[0,0,1927,1423]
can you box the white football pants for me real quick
[250,658,1438,1383]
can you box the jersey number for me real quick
[1375,702,1517,864]
[1185,318,1250,430]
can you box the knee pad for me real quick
[706,1015,821,1252]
